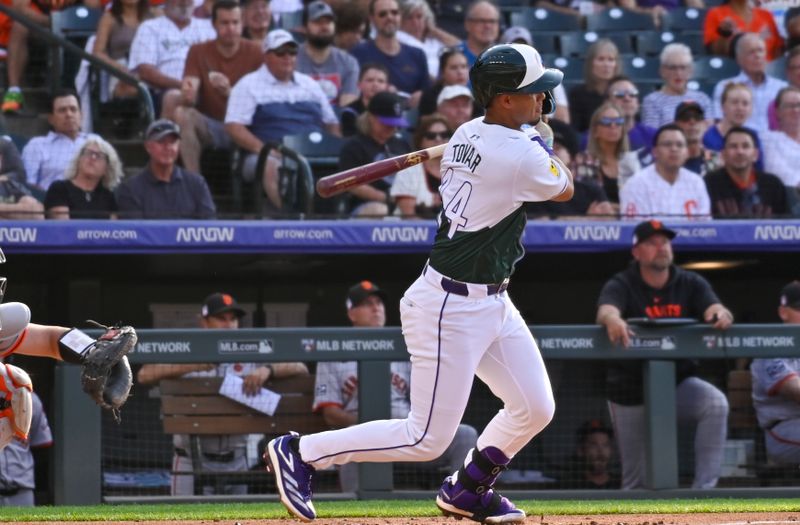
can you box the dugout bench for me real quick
[159,375,328,494]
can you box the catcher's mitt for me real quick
[80,321,136,422]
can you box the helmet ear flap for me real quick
[542,91,556,116]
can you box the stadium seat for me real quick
[635,31,677,57]
[559,32,633,57]
[676,32,706,57]
[274,9,303,31]
[621,55,661,82]
[530,33,558,55]
[509,7,581,35]
[552,56,585,86]
[662,7,707,33]
[692,56,740,82]
[585,7,655,33]
[50,5,102,90]
[282,131,345,216]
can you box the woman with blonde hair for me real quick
[574,102,640,211]
[44,138,123,219]
[568,38,622,133]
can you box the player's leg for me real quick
[764,420,800,464]
[676,376,728,489]
[437,301,553,523]
[607,401,646,489]
[170,452,194,496]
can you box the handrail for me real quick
[0,3,155,123]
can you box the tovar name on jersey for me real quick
[451,143,482,172]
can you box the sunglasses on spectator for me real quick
[273,48,298,57]
[81,149,108,161]
[597,116,625,127]
[423,130,452,140]
[613,90,639,99]
[377,9,399,17]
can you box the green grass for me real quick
[2,499,800,521]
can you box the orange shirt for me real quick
[704,5,784,61]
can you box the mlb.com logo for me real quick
[176,226,235,243]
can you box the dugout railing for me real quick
[54,324,800,505]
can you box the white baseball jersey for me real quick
[128,17,215,82]
[313,361,411,420]
[429,117,569,284]
[620,164,711,220]
[750,358,800,428]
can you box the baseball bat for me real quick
[316,143,447,198]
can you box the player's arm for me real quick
[319,404,357,428]
[703,303,734,329]
[9,323,71,360]
[548,154,574,202]
[775,375,800,405]
[596,304,632,348]
[137,363,217,386]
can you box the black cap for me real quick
[145,119,181,141]
[346,281,387,310]
[367,91,409,128]
[576,419,613,441]
[632,220,676,246]
[201,292,246,318]
[674,101,704,121]
[306,0,335,22]
[780,281,800,309]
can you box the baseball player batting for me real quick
[266,43,574,524]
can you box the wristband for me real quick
[58,328,94,364]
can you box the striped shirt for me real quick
[712,72,787,134]
[620,164,711,220]
[128,16,215,82]
[23,131,97,190]
[761,130,800,187]
[641,90,713,129]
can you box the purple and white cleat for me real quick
[265,431,317,522]
[436,472,526,524]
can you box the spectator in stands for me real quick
[350,0,429,108]
[128,0,215,119]
[340,90,410,217]
[641,44,713,130]
[341,63,389,137]
[569,39,622,134]
[620,124,711,219]
[138,292,309,495]
[296,1,360,108]
[0,390,52,506]
[397,0,459,81]
[390,113,449,218]
[574,103,641,213]
[313,281,477,493]
[333,2,367,52]
[712,33,787,134]
[704,83,764,171]
[44,137,122,219]
[242,0,272,43]
[419,48,470,117]
[23,89,96,193]
[597,219,733,489]
[673,101,721,177]
[527,119,614,219]
[435,84,474,131]
[1,0,83,112]
[92,0,152,100]
[768,46,800,130]
[0,137,43,220]
[751,281,800,466]
[784,7,800,51]
[175,0,262,174]
[606,76,655,155]
[762,86,800,190]
[704,0,782,61]
[116,119,216,219]
[193,0,214,19]
[225,29,340,211]
[456,0,499,68]
[704,126,787,218]
[559,419,619,489]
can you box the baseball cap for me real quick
[437,84,474,107]
[346,281,387,310]
[145,119,181,141]
[263,28,298,53]
[674,101,704,121]
[367,91,409,127]
[780,281,800,309]
[201,292,246,318]
[576,419,613,441]
[632,220,676,246]
[500,26,532,46]
[306,0,335,22]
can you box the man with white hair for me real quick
[712,33,786,134]
[641,43,713,129]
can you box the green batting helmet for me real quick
[470,43,563,113]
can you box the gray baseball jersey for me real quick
[0,392,52,490]
[751,357,800,428]
[313,361,411,420]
